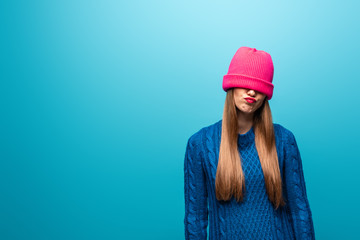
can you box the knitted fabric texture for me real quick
[184,119,315,240]
[223,46,275,100]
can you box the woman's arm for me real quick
[284,131,315,240]
[184,134,208,240]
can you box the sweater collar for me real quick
[237,126,255,146]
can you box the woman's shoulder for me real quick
[273,122,297,143]
[187,119,221,146]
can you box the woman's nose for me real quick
[248,89,256,96]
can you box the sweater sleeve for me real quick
[284,131,315,240]
[184,135,208,240]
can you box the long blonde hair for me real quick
[215,88,285,209]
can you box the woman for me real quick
[184,47,315,239]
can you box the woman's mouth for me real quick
[245,97,256,103]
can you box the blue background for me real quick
[1,0,359,239]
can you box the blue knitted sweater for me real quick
[184,119,315,240]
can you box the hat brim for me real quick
[223,74,274,100]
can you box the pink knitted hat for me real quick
[223,46,275,100]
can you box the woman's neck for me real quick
[236,111,254,134]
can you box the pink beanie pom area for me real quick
[222,46,275,100]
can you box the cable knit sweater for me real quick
[184,119,315,240]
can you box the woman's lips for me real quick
[245,97,256,103]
